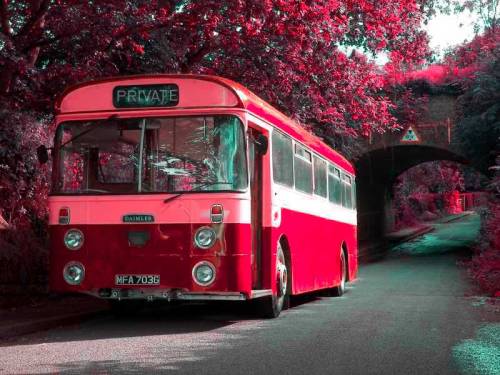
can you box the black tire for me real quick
[256,295,281,319]
[256,242,289,318]
[109,300,145,317]
[328,250,347,297]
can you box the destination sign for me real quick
[113,84,179,108]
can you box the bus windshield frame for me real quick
[51,115,248,196]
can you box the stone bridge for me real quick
[355,89,470,252]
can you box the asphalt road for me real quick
[1,214,498,375]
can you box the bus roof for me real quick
[56,74,354,173]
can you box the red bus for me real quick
[42,75,357,318]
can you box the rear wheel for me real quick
[329,250,347,297]
[257,242,289,318]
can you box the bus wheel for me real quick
[109,300,145,317]
[329,250,347,297]
[257,242,289,318]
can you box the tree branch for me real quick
[103,17,175,55]
[0,29,10,42]
[22,35,57,51]
[0,0,11,36]
[180,43,213,72]
[18,0,50,38]
[492,0,499,27]
[22,29,76,52]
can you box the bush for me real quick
[0,226,48,287]
[469,159,500,297]
[0,107,50,291]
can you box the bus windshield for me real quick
[53,115,247,195]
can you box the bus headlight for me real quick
[192,261,216,286]
[64,229,84,250]
[194,227,216,249]
[63,262,85,285]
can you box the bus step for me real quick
[251,289,273,299]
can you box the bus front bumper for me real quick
[89,288,272,301]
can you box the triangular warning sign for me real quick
[401,126,420,142]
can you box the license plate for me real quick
[115,275,160,285]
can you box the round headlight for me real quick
[194,227,217,249]
[64,229,84,250]
[192,261,216,286]
[63,262,85,285]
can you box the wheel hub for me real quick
[277,262,287,296]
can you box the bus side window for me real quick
[294,144,313,194]
[342,174,352,209]
[271,131,294,187]
[352,179,357,210]
[313,156,327,198]
[328,165,342,205]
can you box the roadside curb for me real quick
[0,309,107,340]
[386,225,434,244]
[358,212,475,263]
[359,226,434,263]
[435,211,473,224]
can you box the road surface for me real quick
[1,214,498,374]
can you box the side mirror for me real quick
[254,134,268,155]
[36,145,49,164]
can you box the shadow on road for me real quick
[3,290,343,349]
[53,359,176,374]
[1,303,243,347]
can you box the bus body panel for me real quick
[57,77,241,114]
[49,196,253,296]
[50,223,252,295]
[48,194,251,225]
[271,209,357,295]
[269,182,357,295]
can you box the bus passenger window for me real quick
[294,144,312,194]
[272,131,294,187]
[343,174,352,209]
[328,165,342,205]
[352,180,357,210]
[313,156,327,198]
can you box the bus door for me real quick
[248,128,268,289]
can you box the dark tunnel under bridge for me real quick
[355,145,468,257]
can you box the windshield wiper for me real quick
[163,182,234,202]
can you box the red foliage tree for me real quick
[0,1,431,129]
[0,1,431,286]
[0,0,432,208]
[450,26,500,297]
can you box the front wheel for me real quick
[256,242,289,318]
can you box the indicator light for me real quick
[59,207,70,225]
[210,204,224,223]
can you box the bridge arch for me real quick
[355,145,469,251]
